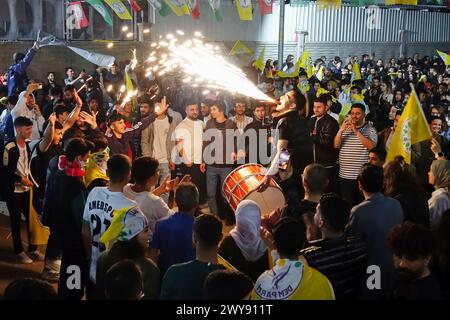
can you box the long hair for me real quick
[383,156,422,197]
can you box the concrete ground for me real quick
[0,201,233,299]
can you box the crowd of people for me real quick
[0,41,450,300]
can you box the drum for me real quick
[222,164,285,216]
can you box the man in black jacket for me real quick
[309,94,339,192]
[301,193,367,300]
[2,116,41,264]
[243,104,271,166]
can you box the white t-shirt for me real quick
[82,187,138,282]
[14,144,30,193]
[123,184,174,234]
[153,117,170,163]
[174,118,204,164]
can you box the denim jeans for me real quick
[206,166,233,216]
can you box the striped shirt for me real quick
[338,124,377,180]
[301,236,368,300]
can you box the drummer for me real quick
[259,89,313,214]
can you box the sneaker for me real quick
[16,252,33,264]
[41,269,60,283]
[28,250,45,261]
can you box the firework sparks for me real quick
[150,32,271,101]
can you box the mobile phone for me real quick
[278,149,291,171]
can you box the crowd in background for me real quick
[0,41,450,300]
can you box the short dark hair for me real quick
[65,67,74,73]
[4,278,57,300]
[62,127,85,149]
[193,214,223,250]
[13,116,33,128]
[54,104,70,118]
[350,85,362,94]
[351,103,366,114]
[64,85,75,92]
[49,87,62,98]
[273,218,305,257]
[303,163,329,194]
[107,154,131,184]
[292,89,306,111]
[204,270,253,300]
[314,95,329,105]
[65,138,92,162]
[212,101,225,113]
[7,95,18,105]
[107,113,125,126]
[175,182,199,212]
[13,52,25,64]
[388,221,434,260]
[358,164,384,193]
[131,156,159,185]
[104,260,143,300]
[369,147,387,162]
[429,115,442,125]
[318,193,351,233]
[86,133,109,153]
[54,121,63,130]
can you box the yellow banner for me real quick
[386,90,432,164]
[105,0,132,20]
[235,0,253,21]
[164,0,190,16]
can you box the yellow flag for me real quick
[235,0,253,21]
[217,254,238,271]
[277,57,302,78]
[386,90,432,165]
[229,40,253,56]
[105,0,132,20]
[437,50,450,66]
[299,49,314,79]
[352,62,361,81]
[252,47,265,72]
[316,65,324,81]
[164,0,190,16]
[29,188,50,245]
[317,0,342,8]
[385,0,418,5]
[125,71,138,110]
[99,207,134,250]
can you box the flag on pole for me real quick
[164,0,190,16]
[258,0,273,15]
[208,0,223,21]
[236,0,253,21]
[229,40,253,56]
[253,47,265,71]
[352,62,362,81]
[385,0,418,4]
[316,65,324,81]
[29,188,50,245]
[277,57,302,78]
[317,0,343,8]
[37,31,115,67]
[128,0,142,12]
[87,0,113,26]
[68,1,90,29]
[105,0,133,20]
[148,0,172,16]
[299,49,314,79]
[386,89,432,164]
[187,0,200,19]
[437,50,450,66]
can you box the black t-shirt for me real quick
[277,111,313,177]
[394,273,444,300]
[32,143,62,198]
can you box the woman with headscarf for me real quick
[96,206,160,300]
[218,200,270,282]
[428,160,450,226]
